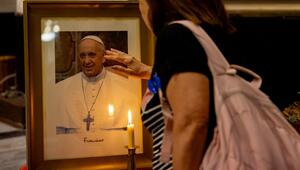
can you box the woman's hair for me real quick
[145,0,234,35]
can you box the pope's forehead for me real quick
[78,40,104,54]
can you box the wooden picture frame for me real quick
[24,1,154,169]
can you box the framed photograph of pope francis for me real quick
[24,1,153,169]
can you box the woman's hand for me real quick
[104,48,152,79]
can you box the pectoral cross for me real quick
[83,113,94,131]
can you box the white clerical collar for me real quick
[81,67,106,82]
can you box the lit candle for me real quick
[127,110,135,149]
[107,104,114,127]
[108,104,114,117]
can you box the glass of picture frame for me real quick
[24,1,154,169]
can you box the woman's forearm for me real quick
[173,116,208,170]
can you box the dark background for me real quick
[0,13,299,110]
[228,15,300,109]
[0,13,24,93]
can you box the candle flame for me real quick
[128,110,132,125]
[108,104,114,116]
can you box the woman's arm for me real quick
[104,48,152,79]
[166,72,210,170]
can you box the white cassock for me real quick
[55,68,134,132]
[45,68,142,160]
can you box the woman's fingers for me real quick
[104,48,151,79]
[110,48,125,54]
[104,52,126,63]
[105,49,133,64]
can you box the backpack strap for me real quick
[159,89,174,163]
[141,89,154,112]
[170,20,230,76]
[160,115,173,162]
[230,64,262,89]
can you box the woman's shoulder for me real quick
[156,23,202,52]
[158,23,195,40]
[158,22,231,55]
[159,22,228,40]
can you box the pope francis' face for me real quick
[78,39,105,77]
